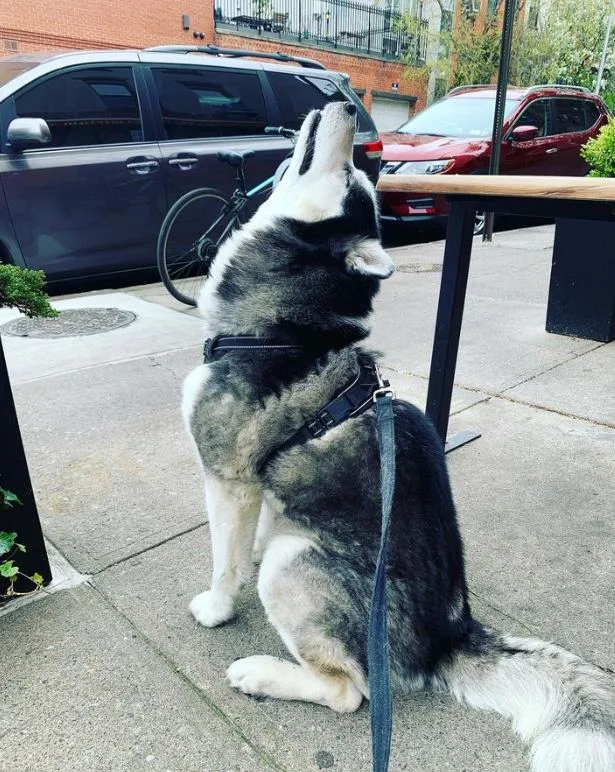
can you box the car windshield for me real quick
[396,96,521,138]
[0,60,39,88]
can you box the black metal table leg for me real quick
[426,203,477,446]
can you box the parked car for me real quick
[379,84,610,235]
[0,45,382,285]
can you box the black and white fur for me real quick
[182,101,615,771]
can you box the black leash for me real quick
[203,335,396,770]
[369,384,396,772]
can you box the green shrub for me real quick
[603,92,615,114]
[580,118,615,178]
[0,264,58,318]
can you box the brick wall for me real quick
[0,0,215,55]
[1,1,424,111]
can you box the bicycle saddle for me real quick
[216,150,255,167]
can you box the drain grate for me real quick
[0,308,137,338]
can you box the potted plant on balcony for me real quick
[546,118,615,342]
[0,264,56,600]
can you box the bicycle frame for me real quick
[158,126,297,306]
[200,172,276,247]
[247,175,275,199]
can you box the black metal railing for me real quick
[214,0,429,63]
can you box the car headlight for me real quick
[396,159,454,174]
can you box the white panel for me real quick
[370,97,410,132]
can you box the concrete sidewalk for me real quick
[1,224,613,772]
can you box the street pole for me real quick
[595,0,615,95]
[483,0,517,242]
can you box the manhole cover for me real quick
[0,308,137,338]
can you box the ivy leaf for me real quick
[0,560,19,578]
[31,573,44,586]
[0,531,17,557]
[0,487,22,508]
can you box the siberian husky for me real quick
[182,101,615,771]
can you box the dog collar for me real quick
[203,334,303,362]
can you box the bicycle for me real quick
[157,126,297,307]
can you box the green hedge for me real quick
[581,118,615,178]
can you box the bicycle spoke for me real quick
[166,246,200,266]
[158,190,242,306]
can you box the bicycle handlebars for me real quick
[264,126,297,139]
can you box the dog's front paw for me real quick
[227,655,283,697]
[189,590,235,628]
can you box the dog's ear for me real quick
[344,239,395,279]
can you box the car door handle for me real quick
[168,155,199,168]
[126,157,160,173]
[545,148,559,154]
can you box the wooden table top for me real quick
[376,174,615,202]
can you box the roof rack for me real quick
[447,83,593,98]
[446,84,494,96]
[525,83,591,93]
[143,44,326,70]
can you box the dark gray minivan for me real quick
[0,45,381,284]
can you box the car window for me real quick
[583,100,601,128]
[397,96,520,138]
[513,99,551,137]
[12,66,143,147]
[267,71,370,132]
[553,99,586,134]
[151,67,268,140]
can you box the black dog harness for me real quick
[203,334,393,453]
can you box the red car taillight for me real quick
[363,139,383,160]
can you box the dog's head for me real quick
[200,101,395,345]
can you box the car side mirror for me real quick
[7,117,51,151]
[509,125,539,143]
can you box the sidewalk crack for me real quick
[90,583,287,771]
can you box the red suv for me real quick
[379,84,610,235]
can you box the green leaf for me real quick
[0,560,19,578]
[31,573,44,586]
[0,487,23,508]
[0,264,58,318]
[0,531,17,557]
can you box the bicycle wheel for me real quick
[157,188,242,306]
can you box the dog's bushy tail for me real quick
[437,623,615,772]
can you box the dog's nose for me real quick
[344,102,357,116]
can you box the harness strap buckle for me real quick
[203,337,217,362]
[372,363,395,402]
[306,409,336,437]
[373,386,396,402]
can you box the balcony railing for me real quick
[214,0,429,63]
